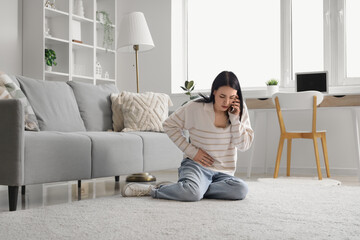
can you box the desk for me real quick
[244,94,360,180]
[246,94,360,109]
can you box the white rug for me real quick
[0,177,359,240]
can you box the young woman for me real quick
[122,71,254,201]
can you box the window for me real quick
[184,0,360,93]
[292,0,324,78]
[345,0,360,78]
[187,0,280,90]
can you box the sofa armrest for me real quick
[0,99,24,186]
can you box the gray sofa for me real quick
[0,75,182,211]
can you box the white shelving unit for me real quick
[23,0,117,85]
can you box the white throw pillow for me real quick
[113,91,173,132]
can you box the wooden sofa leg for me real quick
[115,176,119,182]
[8,186,19,211]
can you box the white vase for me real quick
[267,85,279,97]
[45,65,52,72]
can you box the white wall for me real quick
[0,0,23,75]
[117,0,171,95]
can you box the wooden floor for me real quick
[0,170,359,212]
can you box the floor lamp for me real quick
[117,12,155,182]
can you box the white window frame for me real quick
[336,0,360,85]
[281,0,292,88]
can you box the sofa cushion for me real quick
[68,81,118,131]
[24,131,92,185]
[118,91,173,132]
[128,132,182,172]
[0,73,40,131]
[77,132,143,178]
[17,76,86,132]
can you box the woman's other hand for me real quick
[193,149,214,167]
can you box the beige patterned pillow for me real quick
[110,92,125,132]
[0,84,11,99]
[0,72,40,131]
[119,91,173,132]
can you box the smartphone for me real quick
[229,106,235,113]
[229,96,239,113]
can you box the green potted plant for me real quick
[265,78,279,96]
[96,11,114,51]
[45,49,57,71]
[180,80,198,106]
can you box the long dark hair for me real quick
[196,71,244,120]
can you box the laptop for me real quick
[295,71,328,93]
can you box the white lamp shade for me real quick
[117,12,155,52]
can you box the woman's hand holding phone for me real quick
[228,96,240,115]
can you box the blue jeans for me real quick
[151,158,248,201]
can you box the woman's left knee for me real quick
[226,179,248,200]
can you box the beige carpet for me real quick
[0,177,359,240]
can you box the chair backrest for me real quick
[272,91,324,110]
[272,91,324,133]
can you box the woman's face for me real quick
[213,86,238,112]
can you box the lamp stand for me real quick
[134,45,140,93]
[125,44,156,183]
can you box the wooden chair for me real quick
[272,91,330,180]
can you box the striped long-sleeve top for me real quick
[163,100,254,176]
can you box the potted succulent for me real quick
[45,48,57,71]
[96,11,114,51]
[180,80,198,106]
[265,79,279,96]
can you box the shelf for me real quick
[96,47,116,53]
[97,78,116,82]
[73,42,94,49]
[72,15,94,23]
[45,7,69,18]
[45,71,69,77]
[72,74,94,80]
[45,36,69,44]
[23,0,116,86]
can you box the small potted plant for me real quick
[45,49,57,71]
[180,80,198,106]
[265,78,279,96]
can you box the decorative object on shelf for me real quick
[73,0,85,17]
[95,61,102,78]
[265,78,279,96]
[96,11,114,51]
[117,12,155,182]
[45,0,56,9]
[104,71,109,79]
[72,20,82,43]
[180,80,198,106]
[44,18,51,37]
[45,49,57,71]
